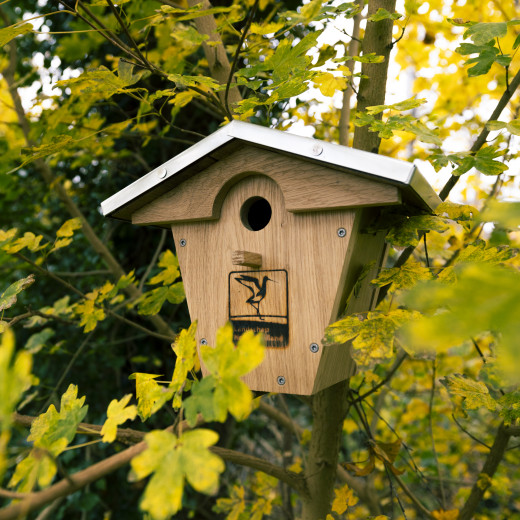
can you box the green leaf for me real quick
[486,120,506,131]
[0,275,35,311]
[25,328,55,354]
[386,215,450,247]
[130,429,224,520]
[498,392,520,425]
[481,201,520,229]
[14,136,75,172]
[473,147,508,176]
[368,8,403,22]
[184,325,264,425]
[137,283,185,315]
[366,97,426,115]
[465,47,500,76]
[301,0,323,20]
[265,31,321,83]
[506,119,520,136]
[400,264,520,361]
[326,310,417,367]
[372,260,433,294]
[160,4,234,21]
[10,384,88,491]
[441,374,499,412]
[101,394,137,442]
[168,73,220,90]
[464,22,507,45]
[0,23,32,47]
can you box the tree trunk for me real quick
[352,0,397,153]
[302,2,397,518]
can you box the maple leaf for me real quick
[332,483,359,514]
[101,394,138,442]
[130,429,224,519]
[441,374,499,412]
[0,275,35,312]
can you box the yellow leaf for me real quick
[314,72,347,96]
[432,509,460,520]
[332,483,359,514]
[101,394,137,442]
[56,218,82,238]
[130,429,224,519]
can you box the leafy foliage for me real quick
[130,429,224,520]
[1,0,520,519]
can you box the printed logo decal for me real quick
[229,269,288,348]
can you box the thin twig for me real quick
[451,414,491,450]
[37,332,95,415]
[353,351,408,403]
[14,253,175,343]
[139,229,167,291]
[428,359,446,508]
[224,0,259,118]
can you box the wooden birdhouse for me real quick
[101,121,440,395]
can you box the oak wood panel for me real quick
[312,215,388,393]
[135,146,400,225]
[172,175,358,395]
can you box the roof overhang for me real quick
[101,120,441,222]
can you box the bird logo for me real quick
[234,274,275,320]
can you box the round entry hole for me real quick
[240,197,272,231]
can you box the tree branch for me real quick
[458,422,512,520]
[0,11,175,340]
[187,0,243,109]
[212,446,309,496]
[4,413,306,519]
[224,0,258,118]
[439,67,520,200]
[352,0,397,153]
[339,0,364,145]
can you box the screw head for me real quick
[312,143,323,156]
[179,238,187,247]
[310,342,319,353]
[200,338,208,346]
[277,376,286,386]
[158,167,167,179]
[337,227,347,238]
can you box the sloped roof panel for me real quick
[101,120,440,220]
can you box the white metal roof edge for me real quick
[100,124,235,217]
[226,121,415,184]
[101,120,439,217]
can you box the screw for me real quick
[158,167,167,179]
[277,376,286,386]
[311,143,323,156]
[179,238,187,247]
[337,227,346,238]
[310,342,319,353]
[200,338,208,345]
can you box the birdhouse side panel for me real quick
[313,218,389,393]
[171,174,360,395]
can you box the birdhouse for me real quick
[101,121,440,395]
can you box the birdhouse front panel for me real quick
[171,174,360,395]
[101,120,441,395]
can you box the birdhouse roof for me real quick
[101,120,440,221]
